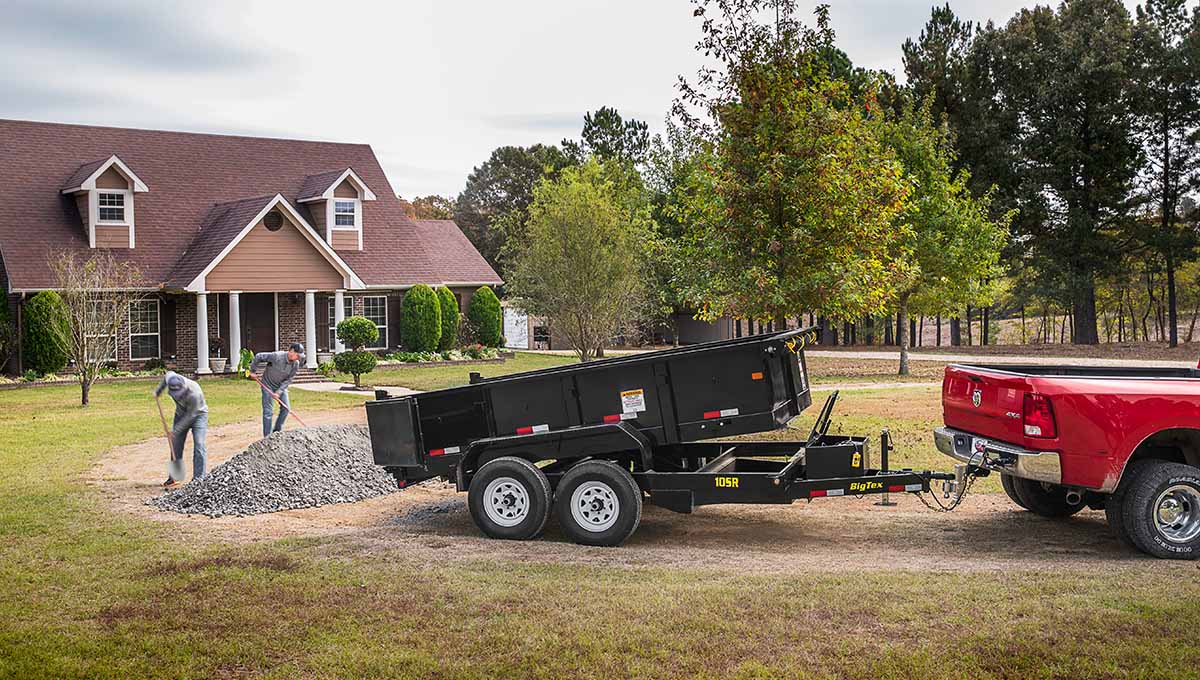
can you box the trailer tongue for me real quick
[366,327,969,546]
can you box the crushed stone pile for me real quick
[150,425,398,517]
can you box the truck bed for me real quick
[949,363,1200,380]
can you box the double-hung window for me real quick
[363,296,388,349]
[333,200,358,228]
[328,297,355,349]
[129,299,160,360]
[85,300,118,363]
[97,191,128,223]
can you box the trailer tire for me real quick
[1000,473,1030,511]
[467,457,552,541]
[1120,461,1200,560]
[554,460,642,547]
[1010,477,1084,518]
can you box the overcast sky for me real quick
[0,0,1140,199]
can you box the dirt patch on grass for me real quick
[145,553,300,576]
[89,410,1194,579]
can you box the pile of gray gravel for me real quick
[150,424,398,517]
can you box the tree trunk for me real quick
[884,318,893,345]
[1167,258,1179,347]
[81,377,91,406]
[898,295,911,376]
[865,316,875,345]
[982,306,990,346]
[965,306,973,346]
[936,314,942,347]
[1186,296,1200,343]
[1071,280,1099,344]
[949,316,961,346]
[1020,306,1026,344]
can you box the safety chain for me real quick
[915,468,981,513]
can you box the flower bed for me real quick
[0,367,168,389]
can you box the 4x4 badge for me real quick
[972,388,982,408]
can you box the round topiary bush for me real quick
[336,315,379,351]
[467,286,502,347]
[401,284,441,352]
[436,287,460,351]
[23,290,69,374]
[333,350,377,388]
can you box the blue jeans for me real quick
[261,385,290,437]
[172,412,208,480]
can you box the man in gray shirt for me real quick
[154,371,208,488]
[251,343,304,437]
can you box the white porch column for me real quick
[196,292,211,374]
[228,291,241,368]
[333,289,346,352]
[304,290,318,369]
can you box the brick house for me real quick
[0,119,501,376]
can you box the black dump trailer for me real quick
[366,327,955,546]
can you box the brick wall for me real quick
[175,293,197,373]
[277,292,306,350]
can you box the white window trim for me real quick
[331,198,360,230]
[87,188,136,248]
[128,299,161,361]
[96,189,131,225]
[363,295,387,350]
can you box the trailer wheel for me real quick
[1000,473,1029,511]
[554,461,642,547]
[1010,477,1084,518]
[1121,461,1200,560]
[467,457,552,541]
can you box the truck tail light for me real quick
[1022,393,1057,438]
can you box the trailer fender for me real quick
[456,422,654,491]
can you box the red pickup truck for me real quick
[935,363,1200,560]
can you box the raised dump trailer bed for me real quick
[367,328,955,545]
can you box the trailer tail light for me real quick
[516,424,549,435]
[1022,393,1057,438]
[703,408,740,419]
[602,413,636,424]
[428,446,460,457]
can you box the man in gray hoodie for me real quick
[251,343,304,437]
[154,371,208,488]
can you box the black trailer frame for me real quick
[366,327,956,544]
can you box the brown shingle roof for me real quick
[296,169,350,202]
[0,119,499,291]
[61,158,110,192]
[413,220,502,285]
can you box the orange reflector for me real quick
[751,372,764,380]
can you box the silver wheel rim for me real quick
[483,476,530,528]
[570,480,620,533]
[1154,484,1200,544]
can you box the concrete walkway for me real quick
[292,382,420,397]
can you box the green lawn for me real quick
[1,378,1198,678]
[338,352,577,391]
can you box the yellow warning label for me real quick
[620,388,646,413]
[851,452,861,468]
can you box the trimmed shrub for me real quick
[23,291,69,374]
[333,350,377,388]
[467,286,502,347]
[337,315,379,351]
[436,287,460,350]
[401,284,441,352]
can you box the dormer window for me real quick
[61,155,148,249]
[334,199,358,227]
[296,167,377,252]
[97,191,128,223]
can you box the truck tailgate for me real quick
[942,365,1029,443]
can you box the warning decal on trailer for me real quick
[620,388,647,413]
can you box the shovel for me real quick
[249,372,309,428]
[156,395,185,483]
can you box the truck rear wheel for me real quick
[554,460,642,547]
[1106,460,1153,548]
[1121,461,1200,560]
[468,457,552,541]
[1000,473,1030,510]
[1010,477,1085,518]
